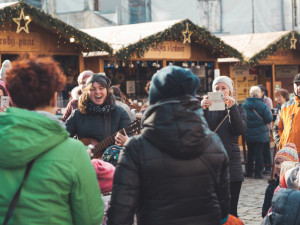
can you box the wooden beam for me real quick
[272,64,276,103]
[99,58,104,73]
[79,54,84,73]
[162,60,167,68]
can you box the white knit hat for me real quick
[212,76,233,94]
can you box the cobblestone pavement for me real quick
[238,175,270,225]
[238,141,275,225]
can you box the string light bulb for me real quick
[70,37,75,43]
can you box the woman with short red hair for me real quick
[0,56,103,225]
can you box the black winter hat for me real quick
[86,73,111,88]
[293,74,300,83]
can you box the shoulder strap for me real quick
[3,159,35,225]
[214,114,229,133]
[253,109,264,121]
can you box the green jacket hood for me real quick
[0,107,69,168]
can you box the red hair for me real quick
[5,55,66,110]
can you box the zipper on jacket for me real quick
[290,113,295,131]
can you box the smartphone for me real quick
[207,92,225,111]
[1,96,10,108]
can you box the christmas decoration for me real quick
[290,32,297,49]
[115,19,244,62]
[0,2,113,54]
[249,31,300,66]
[181,23,192,44]
[13,8,31,33]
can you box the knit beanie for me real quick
[212,76,233,94]
[86,73,111,89]
[91,159,115,194]
[148,65,200,104]
[274,144,299,162]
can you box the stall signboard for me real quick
[126,80,136,94]
[0,32,41,51]
[231,65,257,102]
[143,41,191,59]
[275,65,298,78]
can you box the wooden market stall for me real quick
[0,1,112,106]
[82,19,243,100]
[219,31,300,104]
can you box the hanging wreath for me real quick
[115,72,125,82]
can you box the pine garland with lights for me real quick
[249,32,299,66]
[115,19,244,62]
[0,2,113,54]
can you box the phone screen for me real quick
[1,96,10,108]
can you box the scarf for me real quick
[87,101,113,114]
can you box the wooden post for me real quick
[99,58,104,72]
[214,60,219,69]
[272,64,276,103]
[162,60,167,68]
[0,54,2,65]
[79,54,84,73]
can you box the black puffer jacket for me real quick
[204,105,247,182]
[107,95,230,225]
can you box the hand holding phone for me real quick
[1,96,10,108]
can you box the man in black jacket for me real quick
[107,66,230,225]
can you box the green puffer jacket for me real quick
[0,107,104,225]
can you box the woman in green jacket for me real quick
[0,56,104,225]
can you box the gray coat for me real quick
[204,104,247,182]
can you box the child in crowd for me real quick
[261,161,300,225]
[91,159,115,225]
[262,143,299,217]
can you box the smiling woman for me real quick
[65,73,131,159]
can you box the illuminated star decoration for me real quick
[290,32,297,49]
[181,23,193,44]
[13,8,32,34]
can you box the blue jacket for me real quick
[261,188,300,225]
[242,97,273,143]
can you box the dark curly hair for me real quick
[5,55,66,110]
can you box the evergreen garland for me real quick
[249,32,299,66]
[115,19,244,62]
[0,1,113,54]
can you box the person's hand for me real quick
[200,95,212,109]
[0,105,8,112]
[224,95,236,108]
[115,132,128,146]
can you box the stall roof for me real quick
[83,19,244,61]
[0,2,113,54]
[219,31,296,65]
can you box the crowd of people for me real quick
[1,55,300,225]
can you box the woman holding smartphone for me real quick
[201,75,247,218]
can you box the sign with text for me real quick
[275,65,298,78]
[143,41,191,59]
[0,32,41,51]
[232,65,250,76]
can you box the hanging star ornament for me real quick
[290,32,297,49]
[181,23,193,44]
[13,8,32,34]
